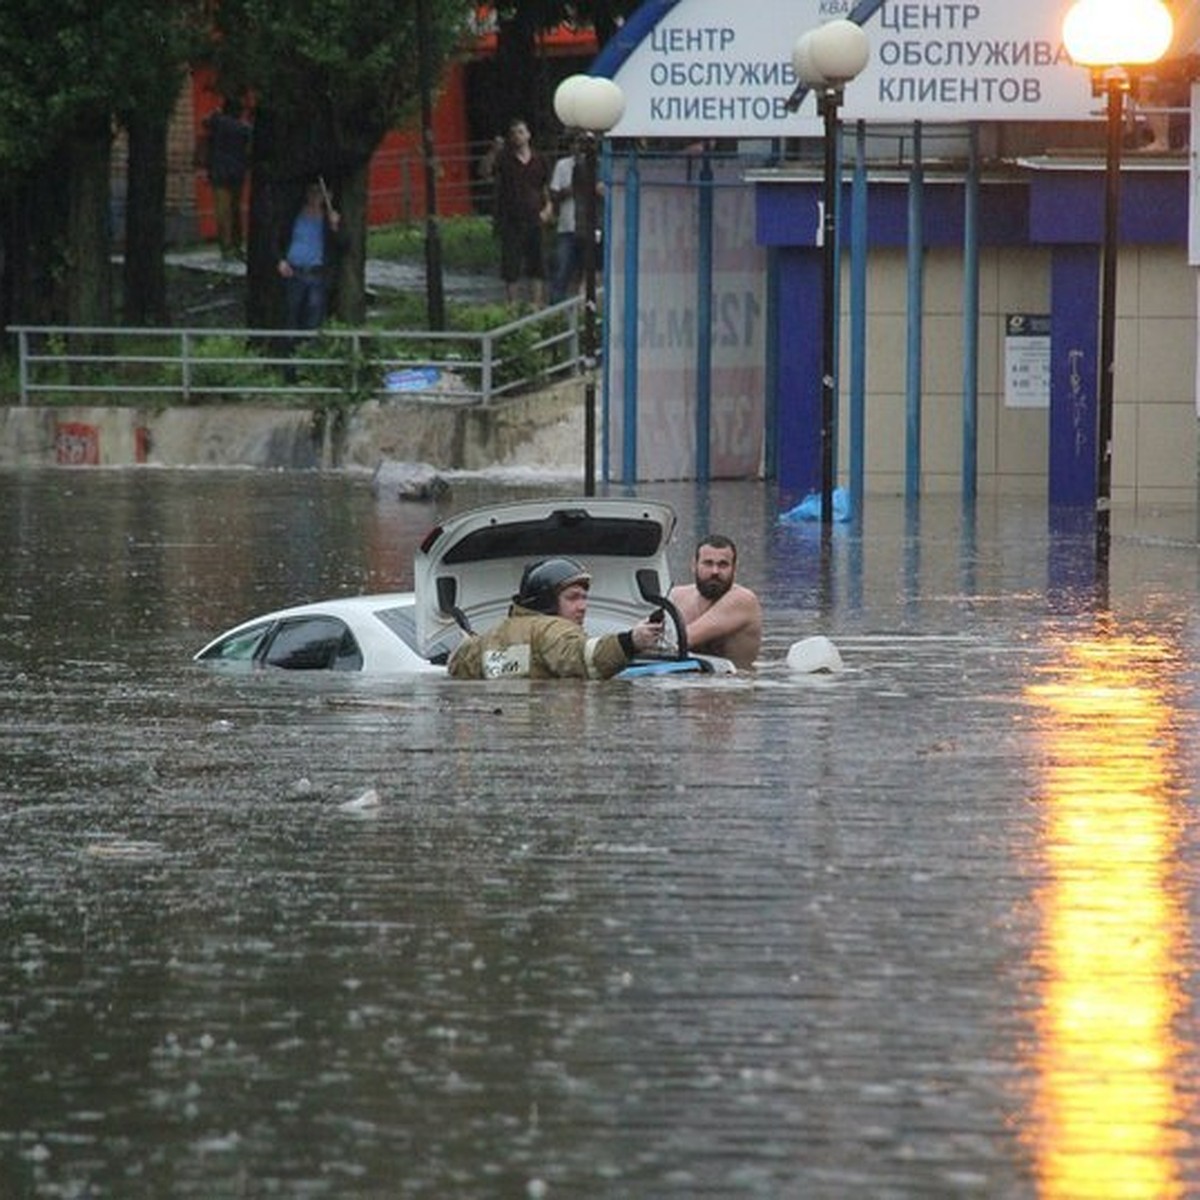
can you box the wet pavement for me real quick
[2,469,1200,1198]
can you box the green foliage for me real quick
[452,304,561,392]
[371,292,431,332]
[293,327,380,403]
[211,0,476,173]
[367,218,497,273]
[0,0,206,172]
[186,335,289,401]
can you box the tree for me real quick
[488,0,641,135]
[116,12,209,326]
[208,0,475,327]
[0,0,206,328]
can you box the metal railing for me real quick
[9,299,584,408]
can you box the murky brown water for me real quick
[2,469,1199,1197]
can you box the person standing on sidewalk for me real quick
[276,178,345,330]
[548,137,583,303]
[202,98,252,260]
[480,118,552,307]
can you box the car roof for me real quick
[413,496,678,654]
[192,591,449,674]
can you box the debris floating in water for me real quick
[339,788,381,812]
[786,636,844,674]
[779,487,852,523]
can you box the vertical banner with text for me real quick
[606,158,767,481]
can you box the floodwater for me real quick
[3,468,1200,1199]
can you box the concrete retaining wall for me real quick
[0,379,585,472]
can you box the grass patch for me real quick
[367,216,497,273]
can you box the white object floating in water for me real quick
[84,839,164,862]
[786,635,844,674]
[339,788,381,812]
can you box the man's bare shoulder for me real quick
[667,582,702,615]
[728,583,762,613]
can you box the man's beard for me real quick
[697,575,731,601]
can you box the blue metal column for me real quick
[764,247,780,481]
[1049,245,1100,506]
[905,122,924,502]
[777,248,825,496]
[849,120,868,519]
[619,147,641,484]
[597,140,614,484]
[961,123,980,505]
[696,154,714,482]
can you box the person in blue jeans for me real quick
[548,141,582,304]
[277,179,344,329]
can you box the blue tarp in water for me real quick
[779,487,852,524]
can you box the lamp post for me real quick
[553,75,625,496]
[1062,0,1173,563]
[791,20,869,528]
[416,0,445,330]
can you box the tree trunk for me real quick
[495,9,548,134]
[65,128,113,328]
[246,166,285,330]
[333,162,368,325]
[123,111,170,325]
[2,150,71,325]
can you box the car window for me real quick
[374,605,418,647]
[264,617,363,671]
[197,622,271,663]
[375,603,460,664]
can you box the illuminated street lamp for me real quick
[1062,0,1173,563]
[791,19,869,527]
[553,74,625,496]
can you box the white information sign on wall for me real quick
[1004,313,1051,409]
[605,0,1099,138]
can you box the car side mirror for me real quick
[437,576,473,634]
[636,568,663,604]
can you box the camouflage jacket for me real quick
[447,605,635,680]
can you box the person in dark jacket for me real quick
[203,98,252,260]
[448,557,663,680]
[480,118,552,306]
[277,178,346,330]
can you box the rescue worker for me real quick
[447,557,662,680]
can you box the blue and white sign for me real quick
[1004,313,1051,409]
[597,0,1100,138]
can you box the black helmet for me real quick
[514,557,591,614]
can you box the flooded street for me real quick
[3,468,1200,1198]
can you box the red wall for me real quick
[190,13,598,234]
[192,60,479,236]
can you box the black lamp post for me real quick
[1063,0,1174,563]
[553,75,625,496]
[791,21,869,527]
[415,0,444,331]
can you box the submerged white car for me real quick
[193,496,735,677]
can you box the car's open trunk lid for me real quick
[413,497,678,657]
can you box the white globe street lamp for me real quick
[1062,0,1173,563]
[553,74,625,495]
[793,19,870,88]
[1063,0,1173,68]
[791,20,869,528]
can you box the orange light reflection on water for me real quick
[1025,632,1190,1199]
